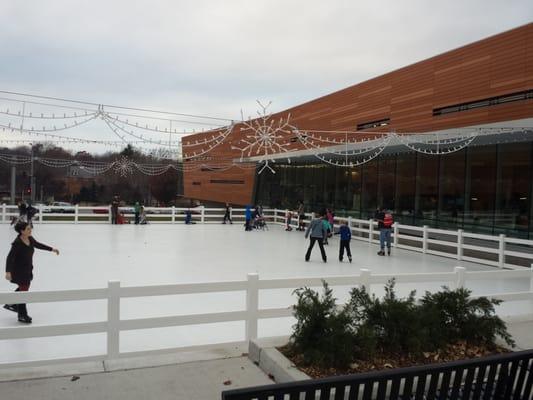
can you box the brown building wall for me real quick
[184,23,533,205]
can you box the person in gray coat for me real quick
[305,212,327,262]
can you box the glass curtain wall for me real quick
[495,143,531,237]
[438,150,466,229]
[255,142,533,238]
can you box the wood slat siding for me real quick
[184,23,533,205]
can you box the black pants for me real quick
[306,237,327,261]
[339,240,352,260]
[134,212,140,224]
[111,209,118,224]
[223,212,232,223]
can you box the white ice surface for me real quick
[0,223,531,364]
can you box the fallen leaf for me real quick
[223,380,232,386]
[70,376,80,382]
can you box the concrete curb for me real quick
[248,337,310,383]
[0,343,248,382]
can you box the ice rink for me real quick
[0,223,531,364]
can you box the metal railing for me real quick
[222,349,533,400]
[0,267,532,369]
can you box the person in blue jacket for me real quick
[245,205,252,231]
[335,220,352,262]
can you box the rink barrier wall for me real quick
[2,205,533,269]
[0,267,532,369]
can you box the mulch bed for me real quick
[278,341,510,379]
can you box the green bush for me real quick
[347,279,425,354]
[419,287,515,349]
[288,280,515,370]
[289,281,356,369]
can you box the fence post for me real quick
[108,205,112,224]
[498,234,505,269]
[201,206,205,224]
[359,269,371,292]
[74,204,79,224]
[245,273,259,342]
[422,225,428,253]
[38,204,43,224]
[2,203,5,223]
[171,206,175,224]
[393,223,399,248]
[107,280,121,359]
[368,219,374,243]
[530,264,533,293]
[348,216,353,234]
[454,266,466,289]
[285,209,289,227]
[457,229,464,261]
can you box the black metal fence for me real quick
[222,349,533,400]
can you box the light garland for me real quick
[232,101,296,174]
[182,123,235,159]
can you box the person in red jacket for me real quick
[4,221,59,323]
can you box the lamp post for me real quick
[29,143,35,203]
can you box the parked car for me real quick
[33,203,49,213]
[50,201,74,213]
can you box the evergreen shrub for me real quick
[288,280,514,370]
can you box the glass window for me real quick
[415,153,439,226]
[377,156,396,211]
[335,167,351,211]
[395,153,416,225]
[438,150,466,229]
[361,159,378,219]
[464,145,497,234]
[350,167,362,218]
[495,143,531,237]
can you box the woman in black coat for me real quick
[4,221,59,323]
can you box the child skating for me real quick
[335,221,352,262]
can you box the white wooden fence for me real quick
[2,205,533,269]
[0,267,532,369]
[1,205,533,368]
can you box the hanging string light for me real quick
[231,101,297,174]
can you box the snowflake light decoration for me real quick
[233,101,295,174]
[113,156,135,177]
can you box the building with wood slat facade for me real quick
[184,23,533,238]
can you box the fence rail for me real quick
[0,266,532,368]
[3,205,532,269]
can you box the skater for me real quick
[375,207,394,256]
[4,221,59,323]
[285,210,293,231]
[322,214,331,245]
[223,203,232,224]
[139,206,148,224]
[111,195,120,224]
[244,205,252,231]
[335,221,352,262]
[305,212,327,263]
[185,209,193,224]
[11,202,27,226]
[297,202,305,231]
[134,202,141,224]
[26,202,38,227]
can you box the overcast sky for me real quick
[0,0,532,154]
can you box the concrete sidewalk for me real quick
[0,356,272,400]
[1,318,532,400]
